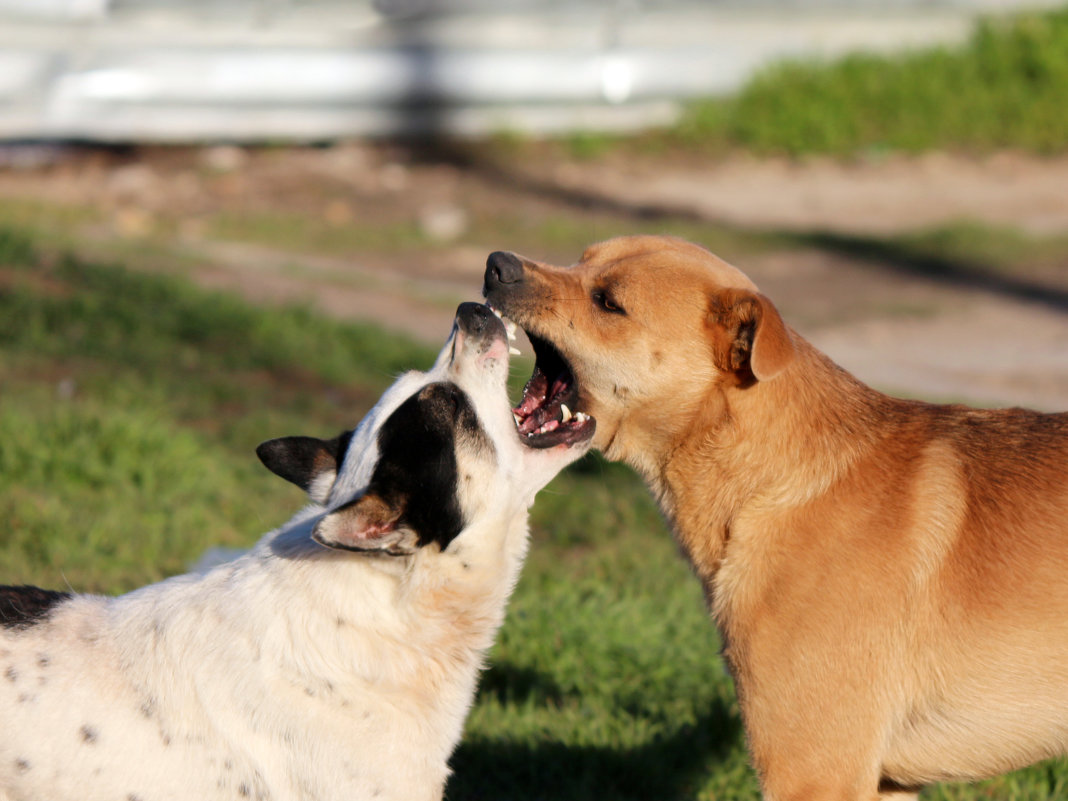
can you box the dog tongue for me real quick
[514,365,575,435]
[518,402,560,435]
[514,369,548,417]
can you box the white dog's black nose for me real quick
[484,251,524,292]
[455,301,504,341]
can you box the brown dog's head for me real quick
[483,235,795,471]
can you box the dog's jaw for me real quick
[451,307,593,504]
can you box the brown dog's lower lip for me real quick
[521,416,596,449]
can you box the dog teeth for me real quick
[575,412,590,423]
[504,320,518,340]
[509,346,521,356]
[490,306,503,319]
[560,404,572,423]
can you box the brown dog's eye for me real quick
[592,290,625,315]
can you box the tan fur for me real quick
[486,234,1068,801]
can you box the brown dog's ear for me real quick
[708,289,795,381]
[311,491,418,556]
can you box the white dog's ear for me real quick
[311,492,418,556]
[256,431,353,504]
[708,289,795,382]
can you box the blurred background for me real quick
[3,2,1068,799]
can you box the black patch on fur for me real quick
[36,653,50,668]
[256,430,354,494]
[0,585,71,630]
[80,724,98,744]
[5,665,17,683]
[365,382,479,552]
[14,757,30,774]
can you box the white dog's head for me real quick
[256,302,595,556]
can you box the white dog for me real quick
[0,302,594,801]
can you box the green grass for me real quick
[0,227,427,590]
[3,225,1068,799]
[671,8,1068,157]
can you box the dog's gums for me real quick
[490,306,595,449]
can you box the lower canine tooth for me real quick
[509,347,521,356]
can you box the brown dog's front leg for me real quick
[740,672,896,801]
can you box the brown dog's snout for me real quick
[484,251,524,295]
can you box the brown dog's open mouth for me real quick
[490,310,596,449]
[514,331,595,448]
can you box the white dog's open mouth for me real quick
[491,308,596,450]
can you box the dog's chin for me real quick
[508,326,597,451]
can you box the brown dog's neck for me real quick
[642,335,896,586]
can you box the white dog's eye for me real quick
[592,290,625,315]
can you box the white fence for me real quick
[0,0,1059,141]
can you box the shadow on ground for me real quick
[445,662,745,801]
[795,231,1068,315]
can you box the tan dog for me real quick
[484,234,1068,801]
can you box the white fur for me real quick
[0,317,587,801]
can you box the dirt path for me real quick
[548,150,1068,236]
[2,144,1066,411]
[739,249,1068,412]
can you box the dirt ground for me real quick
[2,142,1067,411]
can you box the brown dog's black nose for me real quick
[484,251,524,293]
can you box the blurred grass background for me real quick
[5,6,1068,799]
[671,7,1068,157]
